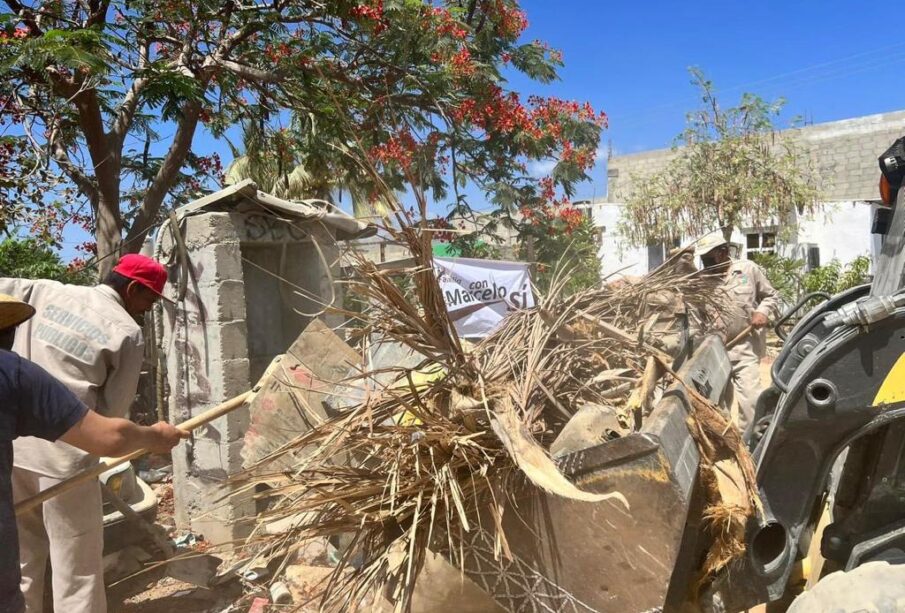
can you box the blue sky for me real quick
[60,1,905,259]
[511,0,905,202]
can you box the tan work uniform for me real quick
[718,260,780,432]
[0,279,143,613]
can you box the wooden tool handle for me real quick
[14,391,252,516]
[726,324,755,350]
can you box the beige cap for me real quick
[693,231,729,258]
[0,293,35,330]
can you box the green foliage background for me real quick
[751,252,870,303]
[0,238,94,285]
[519,216,601,295]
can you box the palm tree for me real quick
[223,121,388,219]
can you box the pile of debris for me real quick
[230,224,760,611]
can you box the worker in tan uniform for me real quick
[0,293,187,613]
[0,254,171,613]
[696,233,781,434]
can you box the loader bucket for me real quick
[447,335,732,612]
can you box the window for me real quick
[647,238,682,271]
[746,230,777,258]
[805,244,820,271]
[647,243,665,270]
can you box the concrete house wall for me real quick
[597,110,905,275]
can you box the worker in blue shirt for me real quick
[0,293,186,613]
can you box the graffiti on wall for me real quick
[240,212,310,242]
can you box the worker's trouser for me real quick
[11,467,106,613]
[727,340,763,434]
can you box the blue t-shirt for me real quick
[0,350,87,613]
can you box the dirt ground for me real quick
[108,478,337,612]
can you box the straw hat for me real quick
[0,293,35,330]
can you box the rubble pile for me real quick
[230,224,759,611]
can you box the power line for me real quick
[610,42,905,129]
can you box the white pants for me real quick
[727,340,763,434]
[12,467,106,613]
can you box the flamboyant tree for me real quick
[0,0,605,275]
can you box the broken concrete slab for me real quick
[241,318,360,471]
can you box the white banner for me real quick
[434,257,535,338]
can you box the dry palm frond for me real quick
[232,220,747,611]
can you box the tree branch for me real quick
[124,100,202,248]
[110,38,150,145]
[3,0,44,35]
[213,57,285,83]
[51,135,99,204]
[70,87,118,201]
[85,0,109,27]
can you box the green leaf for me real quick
[509,43,558,83]
[5,28,109,75]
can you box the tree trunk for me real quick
[123,101,203,257]
[95,190,123,280]
[721,223,733,243]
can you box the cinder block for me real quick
[202,279,247,323]
[210,242,244,282]
[182,213,239,251]
[189,436,228,474]
[204,320,248,362]
[187,434,248,474]
[187,242,243,285]
[190,513,252,546]
[172,471,211,529]
[189,489,255,545]
[216,357,252,400]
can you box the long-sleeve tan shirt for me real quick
[719,259,781,359]
[0,279,144,477]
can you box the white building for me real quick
[577,200,879,279]
[592,110,905,276]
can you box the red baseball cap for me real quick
[112,254,173,302]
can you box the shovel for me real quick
[15,391,252,516]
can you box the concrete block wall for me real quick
[608,110,905,203]
[156,212,253,544]
[156,210,343,545]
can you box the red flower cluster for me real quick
[67,258,88,273]
[558,206,584,232]
[196,153,223,174]
[351,1,387,33]
[70,212,94,232]
[522,204,584,236]
[528,96,608,128]
[450,86,540,138]
[430,7,468,39]
[538,177,555,201]
[494,1,528,39]
[370,131,418,170]
[351,0,383,20]
[264,42,293,62]
[427,217,456,243]
[451,89,605,175]
[0,26,29,41]
[196,153,224,185]
[560,141,597,169]
[75,240,97,255]
[450,47,476,77]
